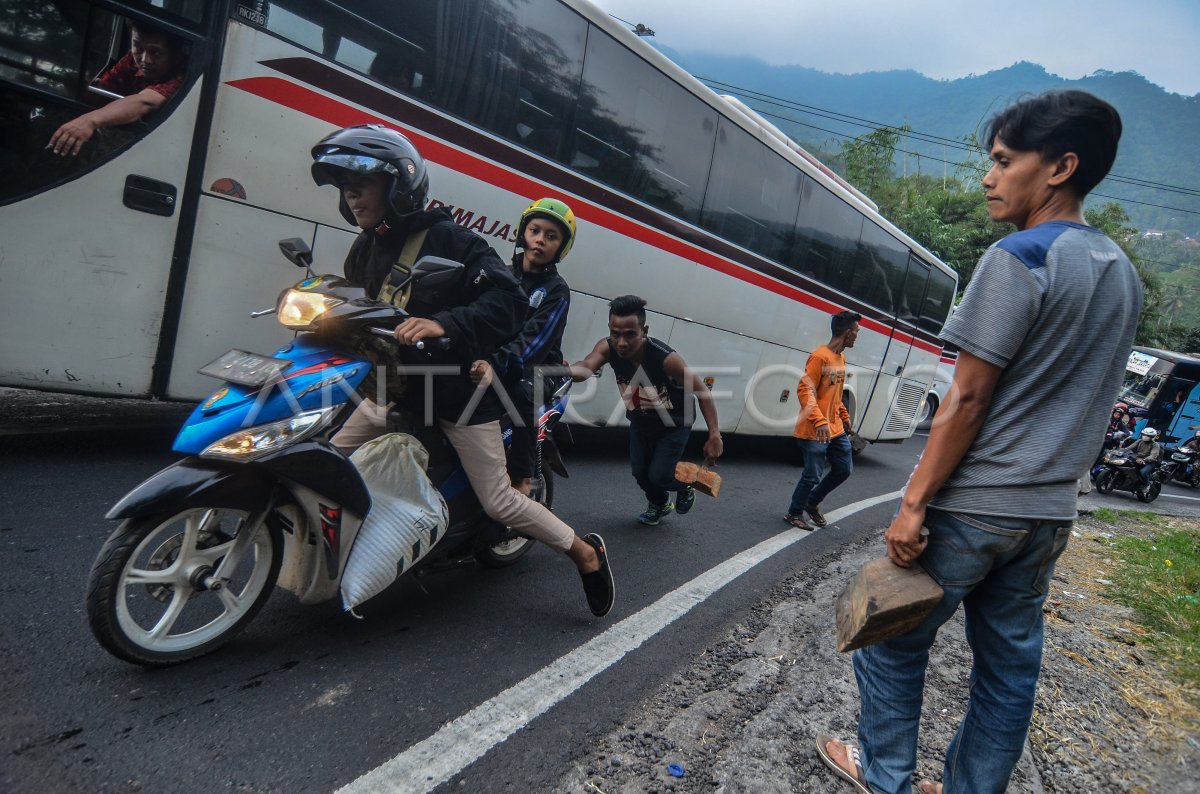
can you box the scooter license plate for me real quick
[198,349,291,387]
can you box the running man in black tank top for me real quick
[569,295,724,525]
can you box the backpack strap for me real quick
[377,228,429,307]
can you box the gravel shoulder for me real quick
[557,511,1200,793]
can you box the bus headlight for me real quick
[277,290,344,329]
[201,407,336,461]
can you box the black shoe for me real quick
[805,504,828,527]
[580,533,615,617]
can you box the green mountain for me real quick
[656,49,1200,234]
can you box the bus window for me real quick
[268,0,586,162]
[792,180,863,294]
[854,222,908,317]
[897,256,930,327]
[120,1,205,25]
[919,267,956,334]
[0,3,141,202]
[702,117,803,263]
[571,26,715,223]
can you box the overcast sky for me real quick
[589,0,1200,97]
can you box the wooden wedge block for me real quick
[835,557,944,652]
[674,461,722,498]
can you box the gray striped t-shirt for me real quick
[930,221,1142,520]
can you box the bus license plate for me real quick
[198,349,291,387]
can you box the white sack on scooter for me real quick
[341,433,449,611]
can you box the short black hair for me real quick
[130,21,188,57]
[983,90,1122,198]
[609,294,647,325]
[831,310,861,337]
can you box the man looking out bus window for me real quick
[48,22,188,157]
[817,90,1139,794]
[569,295,723,526]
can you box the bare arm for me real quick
[49,89,169,156]
[884,351,1003,566]
[568,338,610,382]
[663,352,723,461]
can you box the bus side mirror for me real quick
[279,238,313,269]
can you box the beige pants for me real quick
[330,398,393,455]
[331,399,575,552]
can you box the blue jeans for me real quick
[852,507,1072,794]
[1138,462,1155,485]
[629,421,691,506]
[787,434,853,515]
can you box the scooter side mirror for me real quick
[410,256,465,290]
[279,238,314,269]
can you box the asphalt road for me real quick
[0,417,922,794]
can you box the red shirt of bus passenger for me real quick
[98,51,185,101]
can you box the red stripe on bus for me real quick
[888,328,940,357]
[228,76,930,347]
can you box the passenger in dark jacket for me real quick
[471,198,577,495]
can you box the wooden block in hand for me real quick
[835,557,944,652]
[675,461,721,497]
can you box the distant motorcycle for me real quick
[1156,444,1200,488]
[85,240,571,667]
[1093,448,1161,502]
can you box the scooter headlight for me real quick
[277,289,344,330]
[201,407,337,461]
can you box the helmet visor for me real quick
[312,152,401,182]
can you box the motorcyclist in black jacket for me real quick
[311,125,614,617]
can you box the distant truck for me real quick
[1119,347,1200,440]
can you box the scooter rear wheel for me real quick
[1138,482,1162,503]
[86,507,282,666]
[474,470,554,568]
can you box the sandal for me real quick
[917,782,943,794]
[815,734,870,793]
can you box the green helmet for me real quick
[517,197,577,263]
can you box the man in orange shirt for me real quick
[784,310,861,529]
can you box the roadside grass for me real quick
[1091,511,1200,689]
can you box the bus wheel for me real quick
[917,394,939,430]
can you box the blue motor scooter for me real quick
[85,240,569,666]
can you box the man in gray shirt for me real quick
[817,90,1140,794]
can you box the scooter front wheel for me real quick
[474,470,554,568]
[86,506,282,666]
[1095,470,1117,494]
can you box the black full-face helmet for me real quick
[311,124,429,225]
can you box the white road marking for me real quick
[1158,491,1200,502]
[336,490,902,794]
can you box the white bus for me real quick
[0,0,957,441]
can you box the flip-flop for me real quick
[815,734,871,793]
